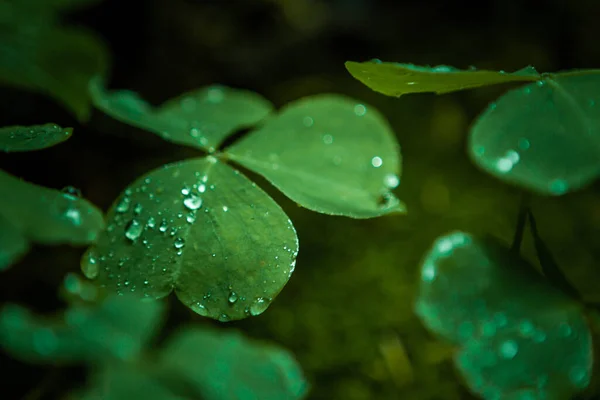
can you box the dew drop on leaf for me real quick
[124,220,143,241]
[183,194,202,210]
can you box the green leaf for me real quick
[345,60,540,97]
[468,72,600,195]
[0,25,109,121]
[0,215,29,270]
[0,123,72,152]
[0,169,105,247]
[160,327,308,400]
[81,157,298,321]
[226,95,404,218]
[80,363,185,400]
[90,79,274,152]
[0,294,165,364]
[414,232,593,400]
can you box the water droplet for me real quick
[354,104,367,116]
[133,203,143,215]
[174,237,185,249]
[198,184,206,193]
[192,302,209,317]
[523,87,532,95]
[249,297,271,316]
[384,173,400,189]
[159,219,168,232]
[371,156,383,168]
[147,217,156,229]
[61,186,81,199]
[64,207,82,226]
[184,193,203,210]
[303,116,314,127]
[518,320,535,337]
[125,220,143,241]
[228,291,238,304]
[83,252,98,278]
[181,186,190,195]
[222,205,228,212]
[218,313,230,322]
[116,197,131,213]
[499,339,518,359]
[186,213,196,223]
[322,134,333,144]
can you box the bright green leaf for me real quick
[468,72,600,195]
[90,79,274,152]
[345,60,540,97]
[414,232,593,400]
[81,157,298,321]
[0,25,109,121]
[0,294,165,364]
[0,215,29,270]
[226,95,405,218]
[0,123,72,152]
[160,327,308,400]
[0,169,105,247]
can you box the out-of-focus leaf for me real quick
[90,79,273,152]
[80,364,185,400]
[0,215,29,270]
[0,25,109,121]
[469,70,600,195]
[345,60,540,97]
[414,232,593,400]
[160,327,308,400]
[0,123,72,152]
[0,169,105,246]
[226,95,405,218]
[81,157,298,321]
[0,295,165,364]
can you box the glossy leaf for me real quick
[0,25,109,121]
[160,327,308,400]
[0,294,165,364]
[414,232,593,400]
[81,157,298,321]
[469,71,600,195]
[0,123,72,152]
[226,95,405,218]
[345,60,540,97]
[90,79,274,152]
[0,169,105,246]
[0,215,29,270]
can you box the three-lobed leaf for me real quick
[226,95,405,218]
[469,70,600,195]
[0,294,165,364]
[0,123,72,152]
[160,327,308,400]
[345,60,540,97]
[414,232,593,400]
[90,80,274,152]
[81,157,298,321]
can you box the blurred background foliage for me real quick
[1,0,600,399]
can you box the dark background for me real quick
[2,0,600,398]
